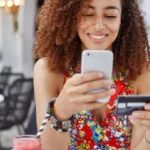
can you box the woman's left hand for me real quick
[129,103,150,131]
[130,69,150,149]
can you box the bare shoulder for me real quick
[34,57,49,70]
[134,66,150,94]
[34,57,64,93]
[34,57,62,80]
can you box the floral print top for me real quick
[65,68,134,150]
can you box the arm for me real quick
[34,58,115,150]
[34,58,69,150]
[130,68,150,150]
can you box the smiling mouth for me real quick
[88,33,108,41]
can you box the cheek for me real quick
[77,27,86,44]
[77,24,88,39]
[77,18,92,31]
[111,22,120,33]
[107,21,121,38]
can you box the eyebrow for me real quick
[105,6,119,11]
[87,5,120,11]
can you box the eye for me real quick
[105,16,117,19]
[82,14,95,17]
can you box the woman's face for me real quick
[77,0,122,51]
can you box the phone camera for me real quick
[87,53,90,56]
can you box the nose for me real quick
[95,17,105,30]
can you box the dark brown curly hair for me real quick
[34,0,150,80]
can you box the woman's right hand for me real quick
[54,72,116,121]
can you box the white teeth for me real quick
[90,34,106,40]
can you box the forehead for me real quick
[88,0,121,10]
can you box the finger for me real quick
[129,116,139,127]
[145,103,150,110]
[70,72,104,86]
[132,111,150,120]
[73,79,113,94]
[130,116,150,127]
[69,89,115,104]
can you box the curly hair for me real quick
[34,0,150,80]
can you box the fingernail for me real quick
[128,115,131,118]
[130,118,134,124]
[129,115,132,121]
[129,116,136,125]
[109,89,116,95]
[98,73,103,78]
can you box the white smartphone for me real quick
[81,50,114,103]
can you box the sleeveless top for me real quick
[65,68,134,150]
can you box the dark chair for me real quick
[0,73,10,95]
[0,148,10,150]
[0,73,24,95]
[0,67,12,94]
[0,78,34,134]
[1,67,11,74]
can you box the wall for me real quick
[0,9,3,70]
[0,9,2,51]
[139,0,150,42]
[21,0,37,77]
[0,0,37,77]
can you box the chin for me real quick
[84,42,111,50]
[82,42,112,51]
[86,46,112,51]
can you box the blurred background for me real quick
[0,0,149,150]
[0,0,44,149]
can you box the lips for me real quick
[90,34,106,40]
[87,33,108,43]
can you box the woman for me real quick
[34,0,150,149]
